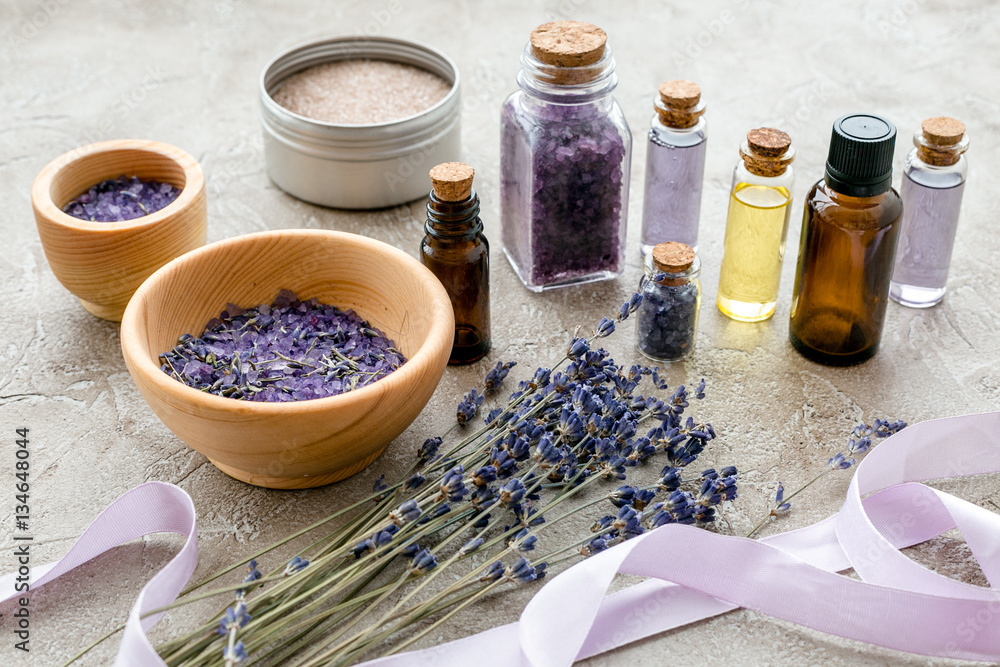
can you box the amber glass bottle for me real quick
[789,114,902,366]
[421,162,491,364]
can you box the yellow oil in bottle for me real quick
[717,183,793,322]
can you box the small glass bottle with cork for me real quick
[717,127,795,322]
[635,242,701,362]
[789,113,903,366]
[500,20,632,291]
[890,116,970,308]
[639,80,708,256]
[420,162,491,365]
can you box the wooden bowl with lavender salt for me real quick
[120,229,454,489]
[32,139,207,321]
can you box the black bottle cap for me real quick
[824,113,897,197]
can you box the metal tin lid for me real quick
[259,36,462,209]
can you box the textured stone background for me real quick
[1,0,998,665]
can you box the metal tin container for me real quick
[260,36,462,210]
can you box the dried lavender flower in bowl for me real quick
[161,290,407,402]
[121,230,454,489]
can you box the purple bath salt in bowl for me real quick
[62,175,181,222]
[160,290,408,402]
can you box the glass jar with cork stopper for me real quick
[500,20,632,291]
[890,116,970,308]
[717,128,795,322]
[640,80,708,256]
[635,242,701,362]
[420,162,491,365]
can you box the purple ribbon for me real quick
[3,412,999,665]
[0,481,198,665]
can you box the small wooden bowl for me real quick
[32,139,207,321]
[120,230,455,489]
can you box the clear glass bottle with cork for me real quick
[789,113,903,366]
[500,20,632,291]
[890,116,970,308]
[420,162,491,365]
[635,242,701,362]
[640,80,707,256]
[717,127,795,322]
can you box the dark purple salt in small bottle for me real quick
[500,21,632,291]
[640,80,707,256]
[635,242,701,362]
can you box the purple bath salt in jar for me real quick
[889,117,970,308]
[500,21,632,291]
[640,80,707,256]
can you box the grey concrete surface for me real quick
[1,0,998,665]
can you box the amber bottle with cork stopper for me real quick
[636,242,701,362]
[500,20,631,291]
[789,113,903,366]
[717,127,795,322]
[640,80,708,255]
[421,162,491,365]
[890,116,970,308]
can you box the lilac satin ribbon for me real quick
[0,482,198,665]
[3,413,999,665]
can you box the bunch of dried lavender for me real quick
[69,294,739,667]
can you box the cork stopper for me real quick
[747,128,791,157]
[530,21,607,67]
[916,116,968,167]
[921,116,965,146]
[741,127,794,177]
[659,80,701,109]
[652,242,695,273]
[429,162,474,201]
[655,80,706,129]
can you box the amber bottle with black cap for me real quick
[421,162,491,364]
[789,113,903,366]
